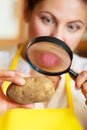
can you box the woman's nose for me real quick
[50,28,65,42]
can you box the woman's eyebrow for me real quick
[69,20,85,25]
[39,11,86,26]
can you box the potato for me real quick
[6,76,55,104]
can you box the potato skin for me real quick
[6,76,55,104]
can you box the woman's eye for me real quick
[41,16,54,24]
[67,25,80,32]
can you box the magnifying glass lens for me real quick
[27,41,71,73]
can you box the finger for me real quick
[81,82,87,99]
[0,81,6,95]
[82,89,87,99]
[12,70,26,78]
[1,76,25,86]
[20,103,35,108]
[75,71,87,89]
[85,100,87,105]
[82,82,87,92]
[0,70,15,77]
[0,70,26,79]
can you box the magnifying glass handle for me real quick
[68,69,78,79]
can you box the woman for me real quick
[0,0,87,129]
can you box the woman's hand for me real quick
[75,70,87,105]
[0,70,35,115]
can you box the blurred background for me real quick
[0,0,87,57]
[74,34,87,57]
[0,0,26,49]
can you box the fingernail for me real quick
[9,71,15,76]
[19,79,25,85]
[20,73,26,77]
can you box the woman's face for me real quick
[28,0,87,51]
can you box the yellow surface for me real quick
[0,46,83,130]
[0,108,83,130]
[2,44,24,93]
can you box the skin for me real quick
[28,0,87,50]
[0,70,34,115]
[28,0,87,101]
[0,0,87,114]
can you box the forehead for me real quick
[39,0,86,9]
[34,0,87,21]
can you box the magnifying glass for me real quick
[26,36,78,78]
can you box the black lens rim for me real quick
[26,36,73,76]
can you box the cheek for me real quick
[28,24,39,40]
[28,20,48,41]
[65,35,82,51]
